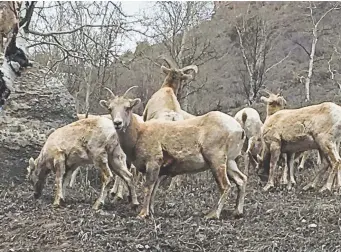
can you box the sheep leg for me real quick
[110,175,125,201]
[318,140,341,192]
[263,143,281,191]
[109,156,139,208]
[53,156,66,207]
[303,153,329,191]
[168,175,182,190]
[69,167,80,188]
[243,138,254,176]
[138,161,160,219]
[149,175,168,215]
[298,151,308,170]
[226,160,247,217]
[280,153,289,186]
[0,35,3,53]
[205,154,231,220]
[92,156,114,210]
[62,168,74,199]
[287,153,296,190]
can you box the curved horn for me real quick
[123,86,138,98]
[277,88,283,96]
[262,89,273,96]
[104,87,115,97]
[181,65,199,74]
[158,55,177,68]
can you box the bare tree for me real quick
[19,1,145,113]
[301,2,340,101]
[142,1,215,109]
[232,3,292,105]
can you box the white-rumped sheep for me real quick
[99,86,247,220]
[26,116,139,210]
[260,101,341,192]
[234,107,263,176]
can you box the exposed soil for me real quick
[1,166,341,252]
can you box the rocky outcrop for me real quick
[0,55,77,183]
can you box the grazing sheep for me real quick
[234,107,263,176]
[259,101,341,192]
[99,86,247,220]
[26,116,139,210]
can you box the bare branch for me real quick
[265,49,293,74]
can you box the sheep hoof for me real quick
[302,184,314,191]
[232,210,244,219]
[204,210,220,220]
[53,198,65,208]
[132,202,140,211]
[92,201,103,210]
[263,183,274,192]
[319,186,331,193]
[137,209,149,219]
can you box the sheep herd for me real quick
[24,56,341,221]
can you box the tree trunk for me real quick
[305,28,318,102]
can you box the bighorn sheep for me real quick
[99,86,247,220]
[234,107,263,176]
[0,2,20,52]
[259,91,321,189]
[0,23,32,108]
[142,56,198,189]
[70,112,143,201]
[142,56,198,122]
[259,101,341,192]
[26,116,139,210]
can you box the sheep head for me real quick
[100,86,141,132]
[260,89,287,117]
[159,55,199,95]
[26,157,45,199]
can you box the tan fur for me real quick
[261,101,341,192]
[26,117,139,209]
[100,86,247,220]
[72,113,143,199]
[142,63,198,189]
[260,91,322,189]
[142,61,198,122]
[0,2,19,51]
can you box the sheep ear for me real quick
[129,98,141,108]
[99,100,109,109]
[260,96,268,103]
[161,65,171,74]
[181,73,193,80]
[280,97,287,107]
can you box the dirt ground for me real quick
[1,166,341,252]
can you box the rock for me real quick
[308,223,317,228]
[0,56,77,183]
